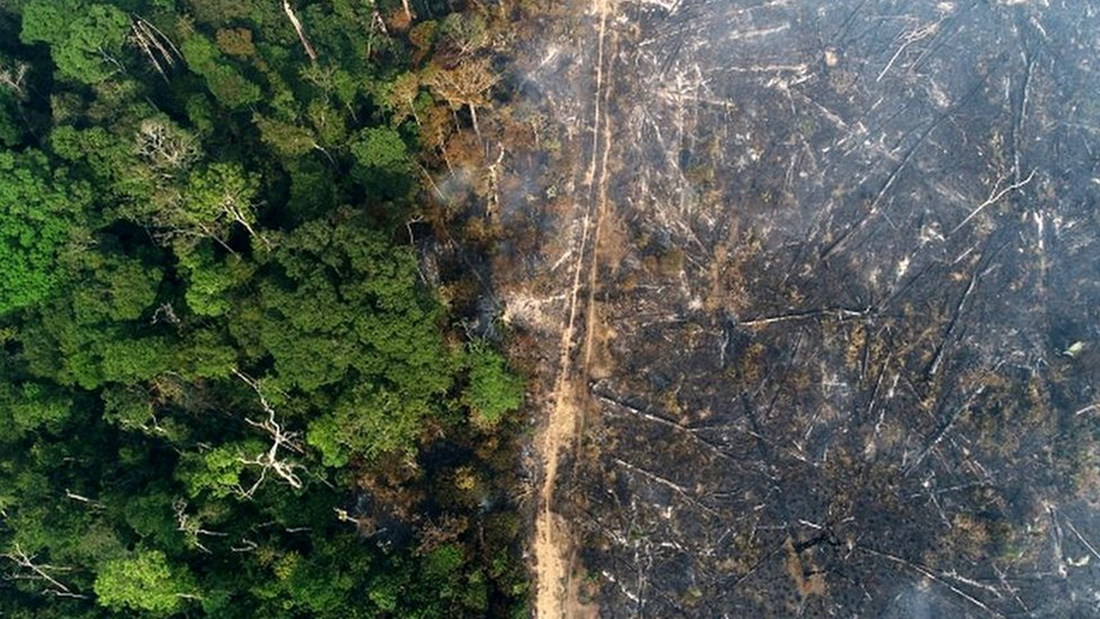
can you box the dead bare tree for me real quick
[64,489,105,510]
[173,499,227,554]
[365,0,390,58]
[218,193,264,244]
[130,15,182,80]
[856,546,1002,617]
[486,145,505,219]
[231,538,258,553]
[951,169,1037,235]
[425,57,498,140]
[2,545,86,599]
[232,370,306,498]
[877,18,944,83]
[282,0,318,63]
[0,59,28,98]
[173,174,268,251]
[136,119,199,174]
[151,302,181,326]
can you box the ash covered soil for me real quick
[494,0,1100,616]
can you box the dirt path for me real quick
[532,0,616,616]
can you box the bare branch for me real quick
[0,59,28,98]
[130,17,182,80]
[282,0,318,62]
[1063,517,1100,563]
[231,539,258,553]
[2,545,85,599]
[951,169,1036,235]
[232,370,306,498]
[905,387,985,475]
[64,489,105,510]
[857,546,1002,617]
[173,498,226,554]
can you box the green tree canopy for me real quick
[350,127,413,198]
[0,0,529,614]
[22,1,131,83]
[246,210,453,463]
[464,342,525,428]
[94,549,197,615]
[0,150,91,315]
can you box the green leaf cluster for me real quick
[0,0,527,616]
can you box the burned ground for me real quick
[496,0,1100,616]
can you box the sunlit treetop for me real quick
[0,150,91,316]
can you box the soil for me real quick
[529,0,617,615]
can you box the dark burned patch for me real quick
[501,0,1100,615]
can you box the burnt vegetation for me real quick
[491,0,1100,616]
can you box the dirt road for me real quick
[531,0,616,616]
